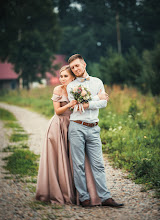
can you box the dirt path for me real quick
[0,102,159,220]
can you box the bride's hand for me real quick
[68,100,77,108]
[98,89,109,101]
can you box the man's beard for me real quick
[77,69,86,77]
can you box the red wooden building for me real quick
[0,55,67,89]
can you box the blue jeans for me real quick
[68,121,111,202]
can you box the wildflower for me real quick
[144,136,147,138]
[118,126,122,130]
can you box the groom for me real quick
[67,54,124,208]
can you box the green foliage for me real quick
[0,87,54,118]
[150,44,160,95]
[96,44,160,96]
[125,47,142,86]
[0,108,16,121]
[57,0,160,62]
[86,62,101,78]
[127,100,139,120]
[99,48,127,85]
[140,44,160,95]
[100,97,160,196]
[2,144,29,152]
[0,0,61,88]
[9,133,28,142]
[4,149,39,177]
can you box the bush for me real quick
[99,47,127,85]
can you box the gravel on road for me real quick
[0,102,160,220]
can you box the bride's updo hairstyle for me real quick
[59,65,75,77]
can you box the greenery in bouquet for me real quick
[70,85,92,103]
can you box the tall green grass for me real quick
[0,85,160,196]
[0,87,54,117]
[100,86,160,196]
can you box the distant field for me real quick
[0,85,160,196]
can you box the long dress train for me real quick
[36,94,101,205]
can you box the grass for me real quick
[1,107,39,179]
[9,133,28,142]
[0,107,17,121]
[0,87,54,118]
[99,87,160,196]
[0,85,160,197]
[3,149,39,177]
[4,121,25,132]
[2,144,29,152]
[28,201,50,210]
[28,185,36,193]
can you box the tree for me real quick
[57,0,142,61]
[0,0,61,88]
[99,47,127,85]
[135,0,160,50]
[125,47,142,86]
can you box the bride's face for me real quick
[59,70,74,86]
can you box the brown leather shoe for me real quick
[102,198,124,208]
[80,199,91,207]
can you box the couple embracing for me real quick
[36,54,124,208]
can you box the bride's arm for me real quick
[53,86,77,115]
[53,100,76,115]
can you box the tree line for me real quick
[0,0,160,94]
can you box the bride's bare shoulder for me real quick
[53,85,63,96]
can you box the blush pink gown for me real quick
[36,94,101,205]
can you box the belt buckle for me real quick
[93,122,97,126]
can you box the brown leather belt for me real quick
[73,120,98,127]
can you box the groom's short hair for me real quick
[68,54,84,64]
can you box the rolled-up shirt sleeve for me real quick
[88,99,107,109]
[88,79,107,109]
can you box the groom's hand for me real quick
[98,89,109,101]
[83,103,89,109]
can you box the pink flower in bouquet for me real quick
[78,87,82,93]
[73,86,78,92]
[81,90,87,96]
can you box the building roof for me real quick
[0,62,19,80]
[0,54,68,84]
[46,54,68,85]
[48,54,68,78]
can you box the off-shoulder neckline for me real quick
[53,94,68,98]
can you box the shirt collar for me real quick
[76,73,90,82]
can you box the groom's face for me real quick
[69,58,86,77]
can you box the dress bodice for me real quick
[51,94,72,116]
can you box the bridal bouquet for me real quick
[70,85,92,112]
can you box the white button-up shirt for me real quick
[67,75,107,123]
